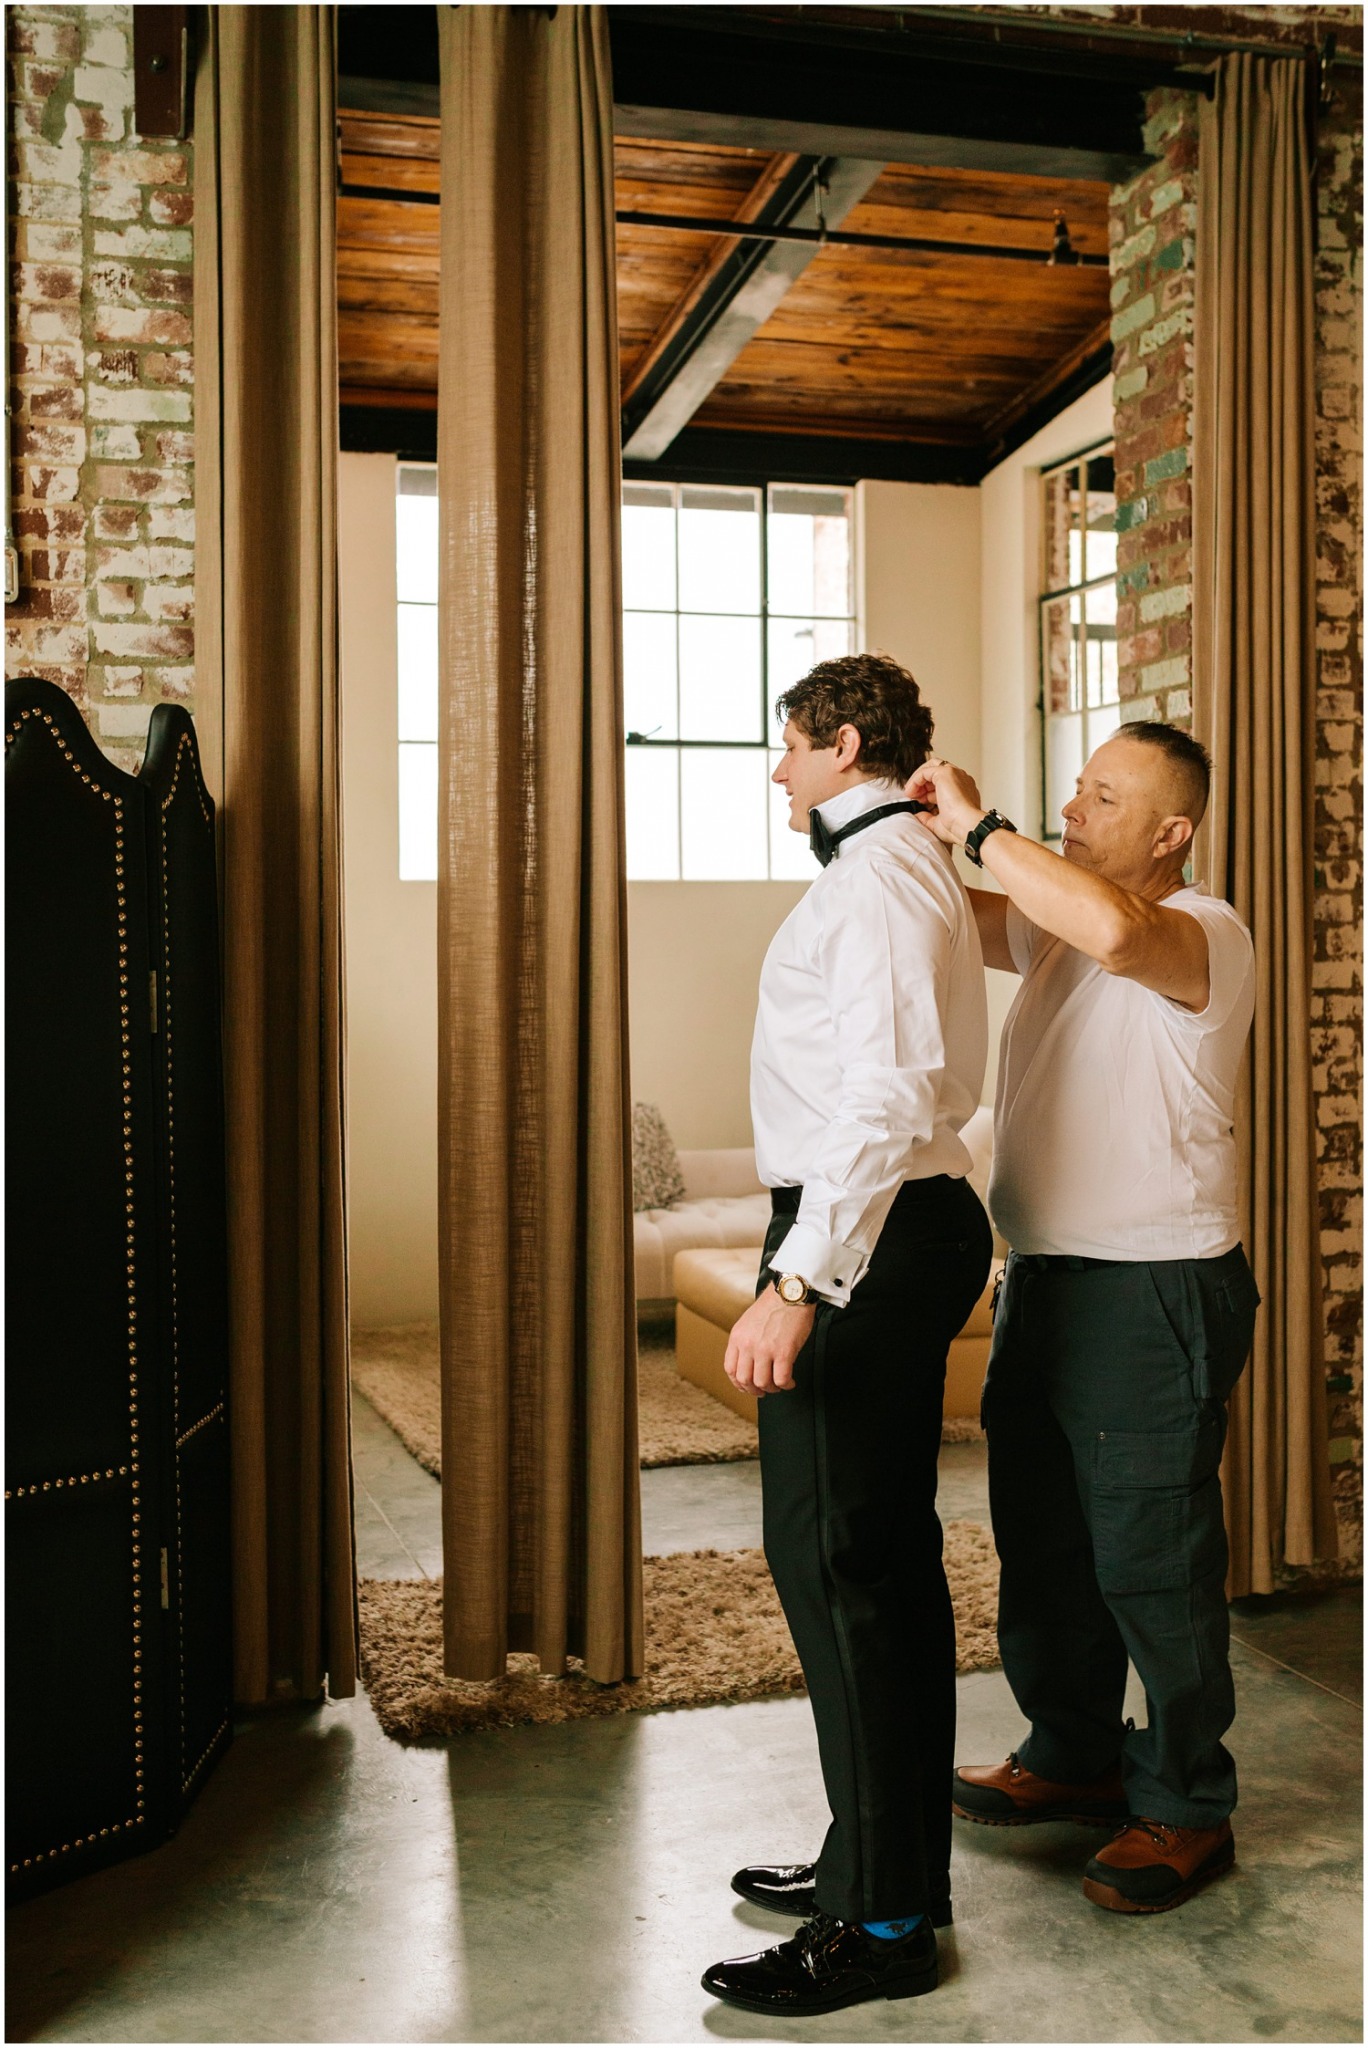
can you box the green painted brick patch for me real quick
[1114,497,1151,533]
[1111,291,1156,343]
[1328,1436,1358,1465]
[1154,236,1188,272]
[1327,1375,1355,1395]
[1144,446,1189,485]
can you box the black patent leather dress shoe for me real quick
[701,1911,938,2015]
[730,1862,953,1926]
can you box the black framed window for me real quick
[392,469,858,881]
[623,482,856,879]
[1038,444,1119,843]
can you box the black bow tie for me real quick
[809,800,928,868]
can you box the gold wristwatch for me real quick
[773,1272,818,1307]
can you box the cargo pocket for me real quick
[1146,1255,1260,1404]
[1091,1416,1226,1595]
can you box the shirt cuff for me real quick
[767,1222,870,1308]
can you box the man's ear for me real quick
[834,722,863,770]
[1155,814,1195,863]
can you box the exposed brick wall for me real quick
[1311,75,1364,1566]
[1108,67,1364,1573]
[1110,87,1200,723]
[6,3,194,774]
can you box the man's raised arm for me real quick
[908,758,1210,1012]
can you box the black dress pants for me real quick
[983,1247,1260,1827]
[756,1175,992,1922]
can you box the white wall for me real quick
[627,882,807,1148]
[339,451,440,1327]
[977,380,1115,1072]
[859,479,982,775]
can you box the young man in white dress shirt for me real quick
[909,723,1259,1917]
[700,654,992,2017]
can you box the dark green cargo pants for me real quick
[983,1246,1260,1827]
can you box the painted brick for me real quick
[1111,291,1156,343]
[6,1,196,785]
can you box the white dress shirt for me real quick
[989,885,1255,1259]
[751,778,988,1306]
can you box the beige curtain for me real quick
[194,6,358,1701]
[1192,53,1336,1594]
[436,4,643,1684]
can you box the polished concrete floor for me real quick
[7,1392,1362,2044]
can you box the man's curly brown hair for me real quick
[776,652,934,786]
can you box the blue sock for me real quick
[861,1915,925,1941]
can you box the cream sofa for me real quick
[634,1147,772,1309]
[669,1106,1005,1422]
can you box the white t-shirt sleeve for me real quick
[1156,896,1255,1035]
[1005,899,1041,976]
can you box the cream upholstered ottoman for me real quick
[672,1244,999,1425]
[673,1246,763,1425]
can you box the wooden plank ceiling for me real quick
[337,110,1112,450]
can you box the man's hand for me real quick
[906,757,986,848]
[725,1285,817,1395]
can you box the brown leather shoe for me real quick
[1083,1818,1235,1913]
[952,1753,1128,1827]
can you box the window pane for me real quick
[398,741,438,881]
[625,746,680,880]
[678,485,760,614]
[767,615,853,709]
[681,748,769,880]
[1087,700,1123,754]
[397,602,438,741]
[396,490,439,605]
[1083,583,1118,707]
[767,486,851,617]
[1082,450,1117,584]
[624,611,678,740]
[679,613,762,742]
[768,749,817,879]
[1043,464,1083,591]
[622,484,676,610]
[1041,594,1080,716]
[1045,713,1084,833]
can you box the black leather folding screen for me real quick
[6,678,232,1900]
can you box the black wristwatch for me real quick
[963,809,1017,867]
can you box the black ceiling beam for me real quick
[621,155,885,462]
[616,209,1109,269]
[340,404,437,462]
[623,428,982,490]
[609,8,1155,183]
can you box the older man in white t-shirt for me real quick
[909,723,1258,1918]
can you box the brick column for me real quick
[6,3,194,772]
[1109,87,1201,723]
[1312,80,1364,1562]
[1108,76,1364,1574]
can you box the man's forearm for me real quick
[976,826,1157,971]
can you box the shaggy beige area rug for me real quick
[351,1321,756,1472]
[351,1321,982,1475]
[359,1521,1000,1740]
